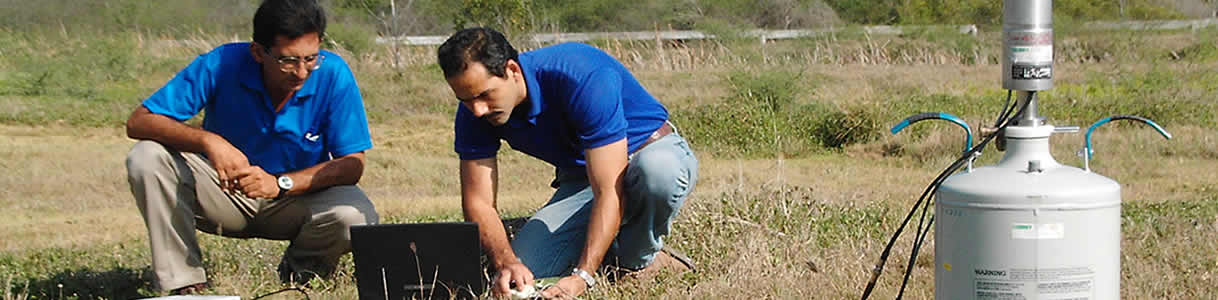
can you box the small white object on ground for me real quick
[508,284,540,299]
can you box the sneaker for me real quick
[170,282,211,295]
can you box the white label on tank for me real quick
[1011,223,1064,239]
[974,266,1095,300]
[1010,45,1053,63]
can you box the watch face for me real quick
[277,176,294,190]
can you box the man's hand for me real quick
[540,275,587,299]
[493,261,535,298]
[204,140,250,191]
[231,166,279,199]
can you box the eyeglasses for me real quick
[262,47,324,73]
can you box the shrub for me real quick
[326,22,378,56]
[675,70,807,158]
[675,69,882,158]
[813,106,882,149]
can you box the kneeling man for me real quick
[437,27,699,298]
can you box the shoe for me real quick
[170,282,211,295]
[278,257,331,287]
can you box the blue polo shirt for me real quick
[454,42,668,168]
[142,42,372,175]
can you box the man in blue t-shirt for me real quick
[438,27,699,298]
[124,0,376,294]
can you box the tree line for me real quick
[0,0,1198,36]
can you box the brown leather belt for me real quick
[638,122,674,151]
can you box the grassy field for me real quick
[2,25,1217,299]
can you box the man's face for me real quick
[253,32,322,94]
[446,61,527,126]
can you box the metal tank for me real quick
[937,0,1119,299]
[870,0,1171,298]
[934,122,1122,300]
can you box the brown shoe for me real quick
[624,247,697,281]
[170,282,211,295]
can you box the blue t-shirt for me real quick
[454,42,668,168]
[142,42,373,175]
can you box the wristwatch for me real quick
[571,268,595,288]
[275,175,294,199]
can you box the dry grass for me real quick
[2,29,1217,299]
[2,123,1214,299]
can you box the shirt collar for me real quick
[238,44,320,100]
[512,54,544,127]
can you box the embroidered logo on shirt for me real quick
[305,132,321,142]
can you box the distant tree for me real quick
[824,0,902,24]
[450,0,534,34]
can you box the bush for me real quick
[824,0,900,25]
[325,22,378,56]
[449,0,535,34]
[813,106,882,149]
[675,70,807,158]
[674,70,882,158]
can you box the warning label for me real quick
[975,266,1094,300]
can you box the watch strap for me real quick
[571,268,595,288]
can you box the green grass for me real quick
[2,14,1217,299]
[0,185,900,299]
[6,184,1215,299]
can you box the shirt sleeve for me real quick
[454,105,501,160]
[566,68,627,149]
[141,52,218,121]
[322,64,373,157]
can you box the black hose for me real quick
[896,96,1028,299]
[252,287,311,300]
[861,92,1027,300]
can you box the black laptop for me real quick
[350,222,486,300]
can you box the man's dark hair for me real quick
[253,0,327,49]
[437,27,518,79]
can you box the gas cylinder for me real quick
[934,122,1121,300]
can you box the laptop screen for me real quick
[350,222,485,300]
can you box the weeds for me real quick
[813,106,883,149]
[2,3,1216,298]
[1047,67,1217,128]
[672,69,874,158]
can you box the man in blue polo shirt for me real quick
[437,27,699,298]
[124,0,376,294]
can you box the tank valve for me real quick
[1081,115,1173,172]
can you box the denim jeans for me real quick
[510,133,699,277]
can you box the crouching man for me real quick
[124,0,377,294]
[437,27,698,298]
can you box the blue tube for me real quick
[1085,115,1173,158]
[890,112,974,154]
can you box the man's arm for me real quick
[127,106,218,154]
[280,151,365,194]
[460,158,534,296]
[543,138,629,298]
[576,138,628,272]
[229,151,365,199]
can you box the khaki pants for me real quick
[125,141,379,291]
